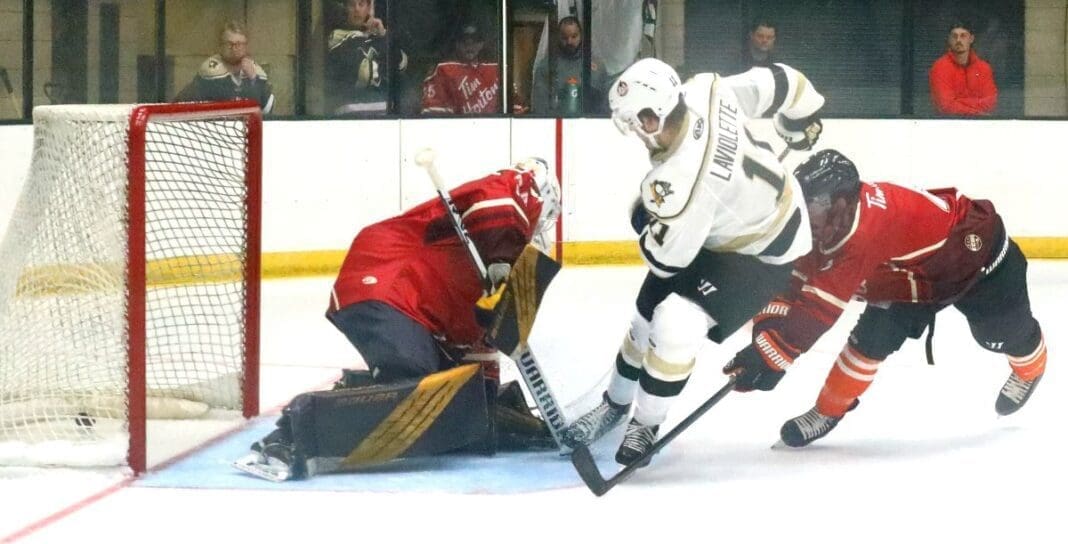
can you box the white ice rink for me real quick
[2,262,1066,544]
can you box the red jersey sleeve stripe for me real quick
[461,198,529,227]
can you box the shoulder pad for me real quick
[681,73,718,112]
[197,55,229,78]
[328,28,369,50]
[641,158,700,219]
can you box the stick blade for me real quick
[570,445,610,496]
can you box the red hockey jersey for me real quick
[761,181,1003,353]
[421,61,501,114]
[329,169,544,347]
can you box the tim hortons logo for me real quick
[964,234,983,252]
[617,81,629,96]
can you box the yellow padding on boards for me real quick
[341,363,480,468]
[14,238,1066,293]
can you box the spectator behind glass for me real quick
[174,21,275,113]
[732,17,776,74]
[529,16,609,116]
[929,21,997,116]
[325,0,409,115]
[421,22,500,115]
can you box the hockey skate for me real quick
[995,372,1043,416]
[778,399,859,448]
[615,418,659,466]
[561,392,630,449]
[232,429,306,482]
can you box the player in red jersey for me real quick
[421,22,500,114]
[327,158,557,381]
[233,158,560,481]
[723,149,1046,446]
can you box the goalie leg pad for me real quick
[285,364,490,475]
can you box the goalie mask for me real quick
[515,157,561,253]
[609,58,682,148]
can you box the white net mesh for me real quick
[0,104,254,465]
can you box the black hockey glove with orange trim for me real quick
[723,330,799,392]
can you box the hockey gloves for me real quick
[474,262,512,328]
[723,331,798,392]
[775,113,823,151]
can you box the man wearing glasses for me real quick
[174,21,276,113]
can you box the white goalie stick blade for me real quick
[508,342,570,452]
[232,452,292,483]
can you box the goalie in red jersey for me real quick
[234,158,561,482]
[723,149,1047,447]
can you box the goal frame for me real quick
[125,100,262,473]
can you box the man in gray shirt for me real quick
[531,17,609,116]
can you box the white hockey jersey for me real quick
[638,64,824,278]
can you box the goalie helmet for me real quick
[793,149,860,209]
[515,157,561,252]
[608,58,682,148]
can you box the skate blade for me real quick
[232,453,292,482]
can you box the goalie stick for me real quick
[414,148,493,296]
[570,376,736,496]
[415,149,570,450]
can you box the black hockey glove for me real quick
[775,113,823,151]
[722,344,786,392]
[630,196,652,235]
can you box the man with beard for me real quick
[929,21,998,115]
[325,0,409,115]
[174,21,275,113]
[531,16,610,115]
[421,22,501,115]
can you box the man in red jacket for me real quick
[723,150,1046,447]
[929,22,997,115]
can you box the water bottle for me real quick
[561,76,581,116]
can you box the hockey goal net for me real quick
[0,101,261,473]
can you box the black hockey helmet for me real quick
[793,149,860,208]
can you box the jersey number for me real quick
[742,156,785,198]
[649,220,669,245]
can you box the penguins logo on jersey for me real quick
[650,180,674,208]
[693,118,705,140]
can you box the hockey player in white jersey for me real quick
[562,58,825,465]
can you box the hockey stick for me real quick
[414,148,494,296]
[571,375,736,496]
[414,150,570,450]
